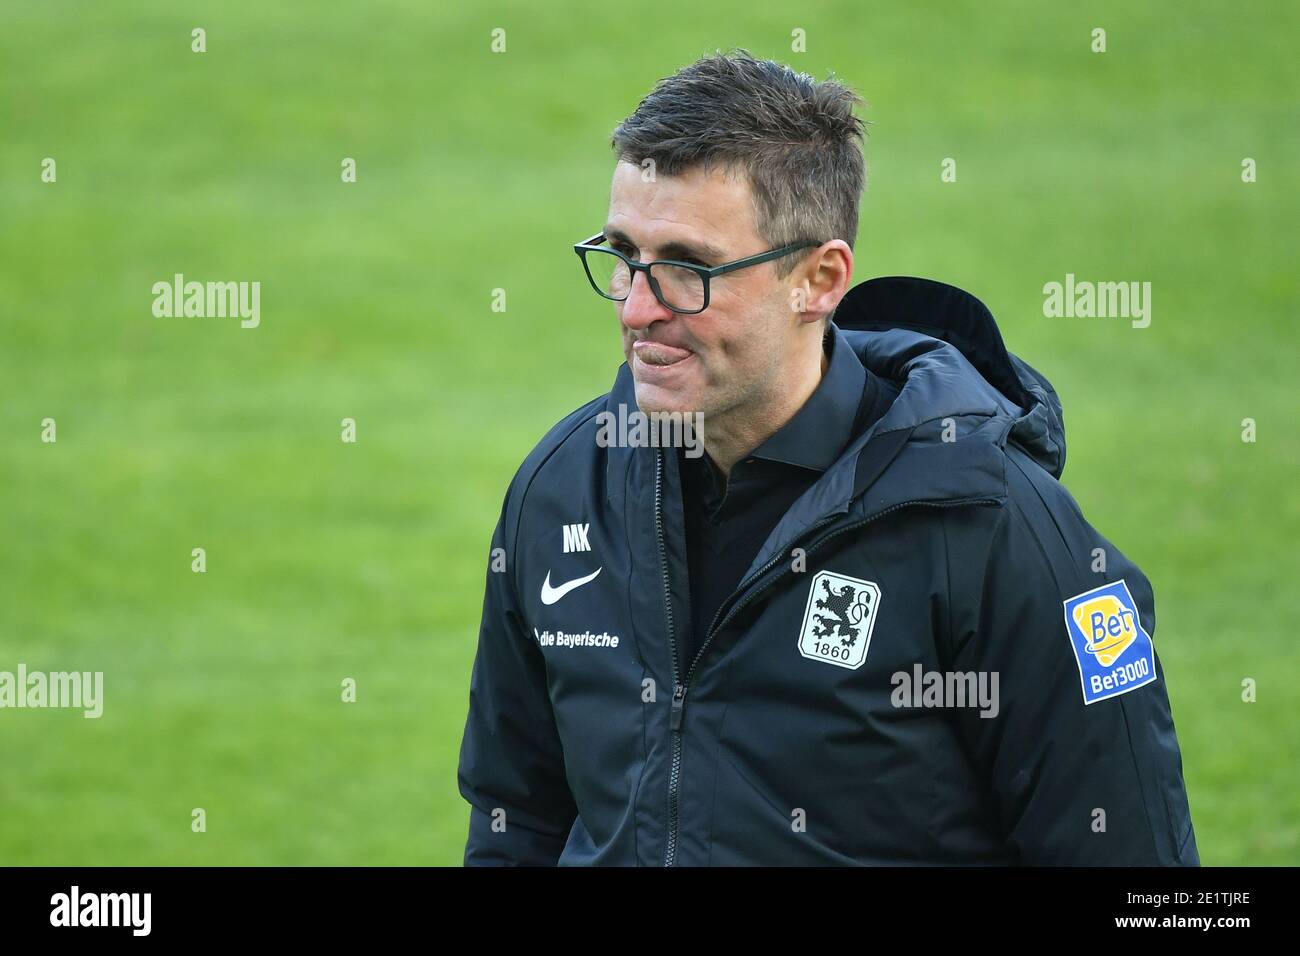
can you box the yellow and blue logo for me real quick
[1062,579,1157,705]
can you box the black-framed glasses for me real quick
[573,232,822,314]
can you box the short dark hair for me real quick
[610,49,868,279]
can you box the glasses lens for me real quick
[649,262,706,312]
[583,247,632,300]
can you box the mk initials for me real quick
[562,523,592,553]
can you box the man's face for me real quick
[604,161,801,423]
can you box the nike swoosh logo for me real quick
[540,567,602,605]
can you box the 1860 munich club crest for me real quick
[797,570,881,669]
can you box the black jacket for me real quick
[457,276,1200,866]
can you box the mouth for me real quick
[631,339,694,369]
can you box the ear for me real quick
[787,240,853,324]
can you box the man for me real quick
[457,50,1198,865]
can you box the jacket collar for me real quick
[739,326,1017,579]
[602,278,1063,582]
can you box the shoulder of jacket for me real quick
[930,443,1088,569]
[501,391,609,537]
[1001,442,1088,534]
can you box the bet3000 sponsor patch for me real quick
[1062,579,1157,705]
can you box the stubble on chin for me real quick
[632,382,683,417]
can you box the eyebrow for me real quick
[602,226,727,263]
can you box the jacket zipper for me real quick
[655,440,996,866]
[654,449,687,867]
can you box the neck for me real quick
[704,331,829,478]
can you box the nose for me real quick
[618,267,674,331]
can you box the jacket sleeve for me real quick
[457,480,578,865]
[940,456,1199,865]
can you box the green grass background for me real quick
[1,0,1296,864]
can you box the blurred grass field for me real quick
[1,0,1296,865]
